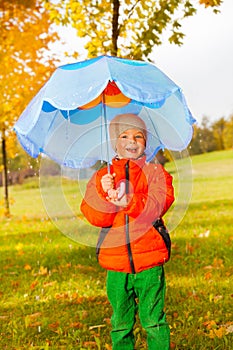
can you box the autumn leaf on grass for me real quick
[104,344,112,350]
[21,215,28,222]
[48,321,60,334]
[0,315,9,321]
[55,292,69,300]
[16,243,24,255]
[203,265,213,270]
[25,312,42,328]
[75,264,96,272]
[213,295,223,303]
[203,320,217,329]
[72,294,86,304]
[213,258,224,269]
[226,324,233,334]
[187,291,199,301]
[43,281,57,288]
[185,243,194,254]
[69,322,84,329]
[29,312,42,319]
[207,327,227,339]
[38,266,48,276]
[15,243,23,250]
[103,317,111,325]
[24,264,32,271]
[204,271,212,280]
[11,280,20,288]
[28,321,42,328]
[83,341,97,348]
[30,280,38,290]
[82,310,89,319]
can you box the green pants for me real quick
[106,266,170,350]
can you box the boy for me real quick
[81,113,174,349]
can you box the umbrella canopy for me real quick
[14,55,196,168]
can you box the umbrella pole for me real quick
[102,92,111,173]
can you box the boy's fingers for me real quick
[102,174,113,181]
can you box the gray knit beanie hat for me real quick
[109,113,147,151]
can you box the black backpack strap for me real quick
[96,226,112,261]
[152,218,171,259]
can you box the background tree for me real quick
[44,0,223,59]
[197,116,218,153]
[189,116,216,155]
[189,114,233,155]
[212,117,226,150]
[188,124,203,155]
[0,0,59,216]
[223,115,233,149]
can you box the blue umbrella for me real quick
[14,55,196,168]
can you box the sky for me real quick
[52,0,233,124]
[153,0,233,124]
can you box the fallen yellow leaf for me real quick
[24,264,32,271]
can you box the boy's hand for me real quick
[107,188,119,201]
[101,173,116,193]
[107,182,125,201]
[107,194,128,208]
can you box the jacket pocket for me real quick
[152,219,171,259]
[96,226,111,261]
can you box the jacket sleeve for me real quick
[124,164,174,222]
[80,171,117,227]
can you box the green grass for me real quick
[0,149,233,349]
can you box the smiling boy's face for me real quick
[116,128,146,159]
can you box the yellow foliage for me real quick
[45,0,223,59]
[5,131,17,159]
[207,327,227,339]
[0,1,58,135]
[199,0,222,8]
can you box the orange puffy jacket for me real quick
[81,156,174,273]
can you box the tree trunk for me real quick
[111,0,120,56]
[1,128,10,216]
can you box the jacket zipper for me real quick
[125,160,135,274]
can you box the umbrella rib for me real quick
[142,108,166,160]
[144,107,161,141]
[41,108,60,152]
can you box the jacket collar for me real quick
[112,155,146,169]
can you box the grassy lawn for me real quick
[0,149,232,349]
